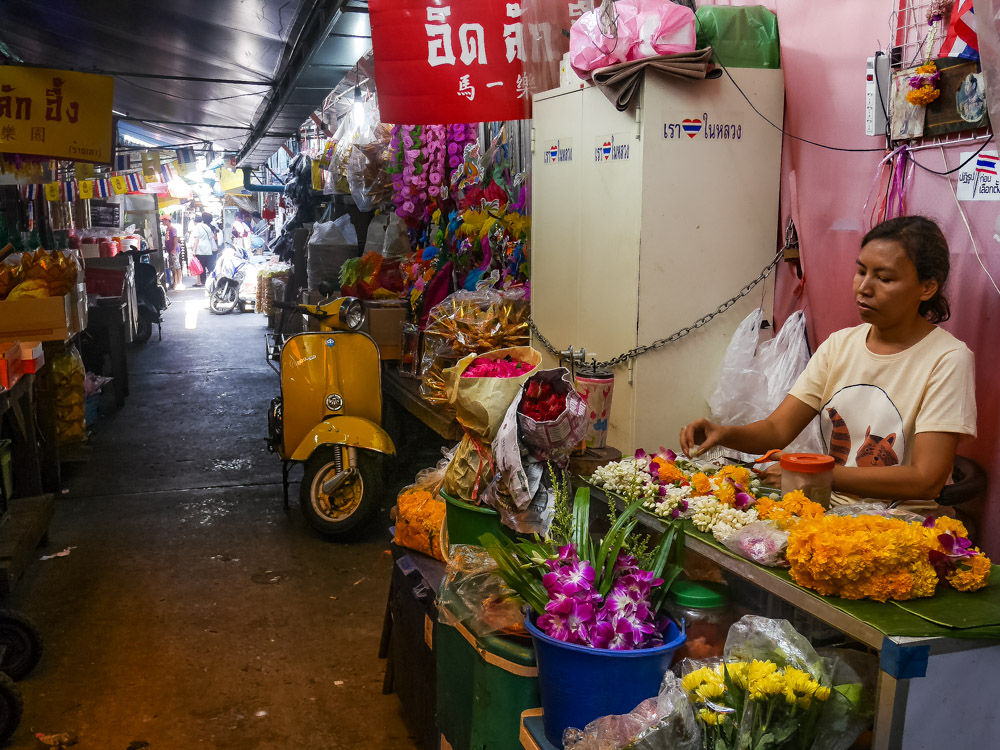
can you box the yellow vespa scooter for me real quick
[266,296,395,538]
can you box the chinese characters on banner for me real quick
[369,0,532,124]
[0,67,114,164]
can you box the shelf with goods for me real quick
[589,483,1000,750]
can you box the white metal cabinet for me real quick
[531,70,784,453]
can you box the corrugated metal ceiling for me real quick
[0,0,371,168]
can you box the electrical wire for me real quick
[942,145,1000,298]
[713,58,887,153]
[116,76,272,104]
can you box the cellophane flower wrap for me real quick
[516,368,591,465]
[442,347,541,503]
[419,288,530,408]
[482,479,686,652]
[679,616,870,750]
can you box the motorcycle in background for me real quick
[120,248,169,343]
[207,243,260,314]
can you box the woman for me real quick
[231,211,251,254]
[187,214,216,287]
[680,216,976,515]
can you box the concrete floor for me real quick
[6,286,446,749]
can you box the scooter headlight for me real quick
[339,297,365,330]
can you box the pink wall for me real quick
[734,0,1000,555]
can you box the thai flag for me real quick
[22,184,38,200]
[160,164,173,182]
[939,0,979,61]
[64,180,78,202]
[126,173,142,192]
[95,178,110,198]
[975,154,998,174]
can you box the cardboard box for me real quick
[15,341,43,373]
[0,295,73,342]
[361,301,407,360]
[0,341,23,390]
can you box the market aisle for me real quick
[5,289,424,749]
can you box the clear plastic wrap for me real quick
[824,502,926,524]
[563,672,701,750]
[419,288,530,408]
[436,544,527,637]
[721,520,789,567]
[52,346,86,444]
[347,101,393,211]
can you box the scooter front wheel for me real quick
[209,282,238,315]
[299,447,382,539]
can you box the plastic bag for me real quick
[824,502,926,524]
[721,520,789,567]
[563,672,701,750]
[570,0,696,77]
[394,488,448,561]
[570,0,638,76]
[436,544,527,638]
[52,346,86,444]
[307,211,358,292]
[630,0,696,60]
[348,103,393,211]
[694,5,780,69]
[707,310,824,460]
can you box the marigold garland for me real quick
[756,490,826,528]
[787,514,991,601]
[906,61,941,106]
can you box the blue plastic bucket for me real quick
[524,611,686,746]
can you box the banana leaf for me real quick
[572,487,593,563]
[891,571,1000,628]
[480,532,549,614]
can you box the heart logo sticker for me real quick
[602,141,612,160]
[682,119,702,138]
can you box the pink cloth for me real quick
[770,0,1000,556]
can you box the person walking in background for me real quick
[160,214,183,290]
[231,210,251,254]
[250,210,269,253]
[188,214,216,287]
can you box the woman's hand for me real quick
[679,418,727,457]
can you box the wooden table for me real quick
[381,362,463,442]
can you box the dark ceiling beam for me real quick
[237,0,348,167]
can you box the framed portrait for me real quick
[890,66,925,140]
[924,58,989,137]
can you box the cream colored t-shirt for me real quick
[788,324,977,511]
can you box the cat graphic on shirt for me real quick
[820,385,904,468]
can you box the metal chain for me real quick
[529,250,783,370]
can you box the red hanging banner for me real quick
[369,0,531,125]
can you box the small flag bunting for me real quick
[95,178,111,198]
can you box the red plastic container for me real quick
[85,267,127,298]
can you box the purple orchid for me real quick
[634,448,648,460]
[657,446,678,462]
[734,492,755,510]
[938,532,977,558]
[591,616,638,650]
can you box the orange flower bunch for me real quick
[756,490,826,528]
[787,514,992,601]
[656,461,687,485]
[716,465,753,489]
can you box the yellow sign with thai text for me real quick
[0,66,114,164]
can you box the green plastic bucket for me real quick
[437,595,540,749]
[442,491,514,546]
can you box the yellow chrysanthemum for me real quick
[907,85,940,106]
[725,662,748,691]
[696,680,726,702]
[682,666,724,696]
[698,708,725,726]
[749,672,785,702]
[782,667,820,709]
[814,685,831,701]
[713,480,736,507]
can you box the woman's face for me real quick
[853,239,938,328]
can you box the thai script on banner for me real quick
[370,0,551,124]
[0,67,114,164]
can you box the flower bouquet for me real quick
[679,616,869,750]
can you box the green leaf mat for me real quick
[586,482,1000,640]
